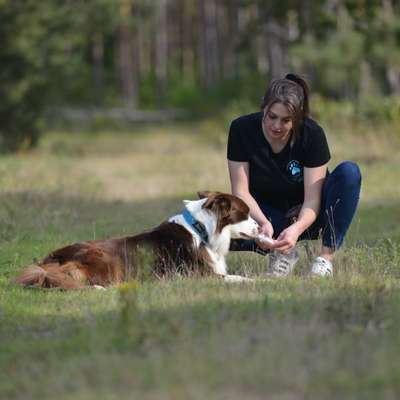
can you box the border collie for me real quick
[14,191,260,289]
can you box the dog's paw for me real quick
[257,234,275,245]
[92,285,106,290]
[224,274,254,283]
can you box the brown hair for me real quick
[261,73,310,136]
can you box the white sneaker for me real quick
[266,248,299,277]
[310,257,333,277]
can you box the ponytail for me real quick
[285,73,310,117]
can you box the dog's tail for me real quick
[14,262,87,289]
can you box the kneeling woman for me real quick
[227,74,361,276]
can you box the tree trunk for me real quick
[386,67,400,95]
[199,0,220,87]
[155,0,168,106]
[223,0,239,79]
[118,0,138,109]
[92,32,104,104]
[181,0,196,81]
[382,0,400,94]
[136,9,150,81]
[263,18,288,79]
[359,60,376,97]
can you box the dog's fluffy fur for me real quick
[14,191,260,289]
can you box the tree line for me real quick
[1,0,399,151]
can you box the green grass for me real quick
[1,121,400,399]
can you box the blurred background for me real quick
[1,0,400,152]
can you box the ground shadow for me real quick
[1,277,397,400]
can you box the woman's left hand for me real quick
[273,224,302,254]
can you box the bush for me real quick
[312,95,400,136]
[0,0,116,152]
[166,72,265,116]
[0,1,47,152]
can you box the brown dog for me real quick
[14,191,260,289]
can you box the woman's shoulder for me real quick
[297,116,331,166]
[301,116,324,134]
[228,112,262,161]
[231,112,263,129]
[299,116,327,145]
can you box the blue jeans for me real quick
[230,161,362,254]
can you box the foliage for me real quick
[311,95,400,136]
[0,0,117,152]
[2,1,400,151]
[166,73,265,115]
[0,1,47,152]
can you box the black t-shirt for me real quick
[227,112,331,211]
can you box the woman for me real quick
[227,73,361,276]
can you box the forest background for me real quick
[1,0,400,151]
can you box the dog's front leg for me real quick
[206,249,253,282]
[206,249,227,275]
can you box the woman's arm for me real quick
[228,160,274,238]
[274,164,328,252]
[295,164,327,231]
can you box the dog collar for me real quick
[182,209,209,244]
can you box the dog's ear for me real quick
[214,196,232,218]
[197,191,212,199]
[198,190,225,200]
[209,195,234,232]
[198,191,216,208]
[202,194,231,216]
[199,191,224,209]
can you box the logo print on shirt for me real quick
[287,160,303,183]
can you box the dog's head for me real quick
[197,191,260,239]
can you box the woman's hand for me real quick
[255,221,275,250]
[260,221,274,238]
[273,224,302,254]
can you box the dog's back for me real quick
[14,222,212,289]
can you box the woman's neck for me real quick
[262,126,293,154]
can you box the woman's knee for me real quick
[331,161,361,187]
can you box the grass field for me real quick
[1,119,400,399]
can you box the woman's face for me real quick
[262,102,293,142]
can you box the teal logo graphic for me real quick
[287,160,303,182]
